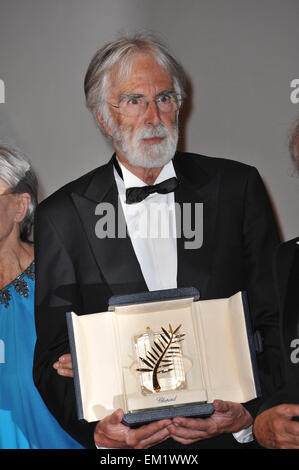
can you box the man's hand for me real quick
[53,353,74,378]
[94,409,172,449]
[253,404,299,449]
[167,400,252,445]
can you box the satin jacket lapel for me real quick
[173,154,220,297]
[71,157,148,295]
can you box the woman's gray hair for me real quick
[84,33,186,130]
[0,145,38,243]
[289,117,299,166]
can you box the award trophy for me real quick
[135,324,186,394]
[67,287,260,426]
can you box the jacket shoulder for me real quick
[174,151,259,189]
[37,162,108,216]
[175,151,256,174]
[275,237,299,260]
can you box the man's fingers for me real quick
[60,360,72,369]
[279,404,299,419]
[171,435,198,445]
[59,354,72,369]
[97,415,172,449]
[213,399,230,413]
[172,416,212,430]
[127,419,172,447]
[281,437,299,449]
[283,418,299,437]
[108,408,124,426]
[94,428,130,449]
[56,368,74,377]
[254,406,299,449]
[96,435,129,448]
[135,427,171,449]
[94,410,127,447]
[53,353,73,377]
[168,423,207,440]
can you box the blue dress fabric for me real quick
[0,262,84,449]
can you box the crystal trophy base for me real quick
[120,323,214,427]
[135,324,186,395]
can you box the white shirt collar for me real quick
[115,157,176,190]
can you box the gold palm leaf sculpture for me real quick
[136,324,185,392]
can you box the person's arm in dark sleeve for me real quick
[241,166,283,418]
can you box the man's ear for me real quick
[96,112,112,137]
[14,193,31,224]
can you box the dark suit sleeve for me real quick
[253,244,287,414]
[241,167,283,416]
[33,204,97,449]
[255,239,299,415]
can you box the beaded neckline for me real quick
[0,261,35,308]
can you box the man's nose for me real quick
[143,100,161,126]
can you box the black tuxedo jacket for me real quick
[259,237,299,412]
[276,238,299,404]
[33,152,282,449]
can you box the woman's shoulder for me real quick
[0,261,35,308]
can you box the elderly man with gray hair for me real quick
[33,34,282,449]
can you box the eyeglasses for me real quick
[109,90,182,118]
[0,191,13,197]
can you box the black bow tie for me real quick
[125,177,179,204]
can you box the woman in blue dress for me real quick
[0,145,84,449]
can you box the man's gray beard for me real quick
[111,122,178,168]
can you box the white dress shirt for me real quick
[99,157,253,446]
[114,159,178,291]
